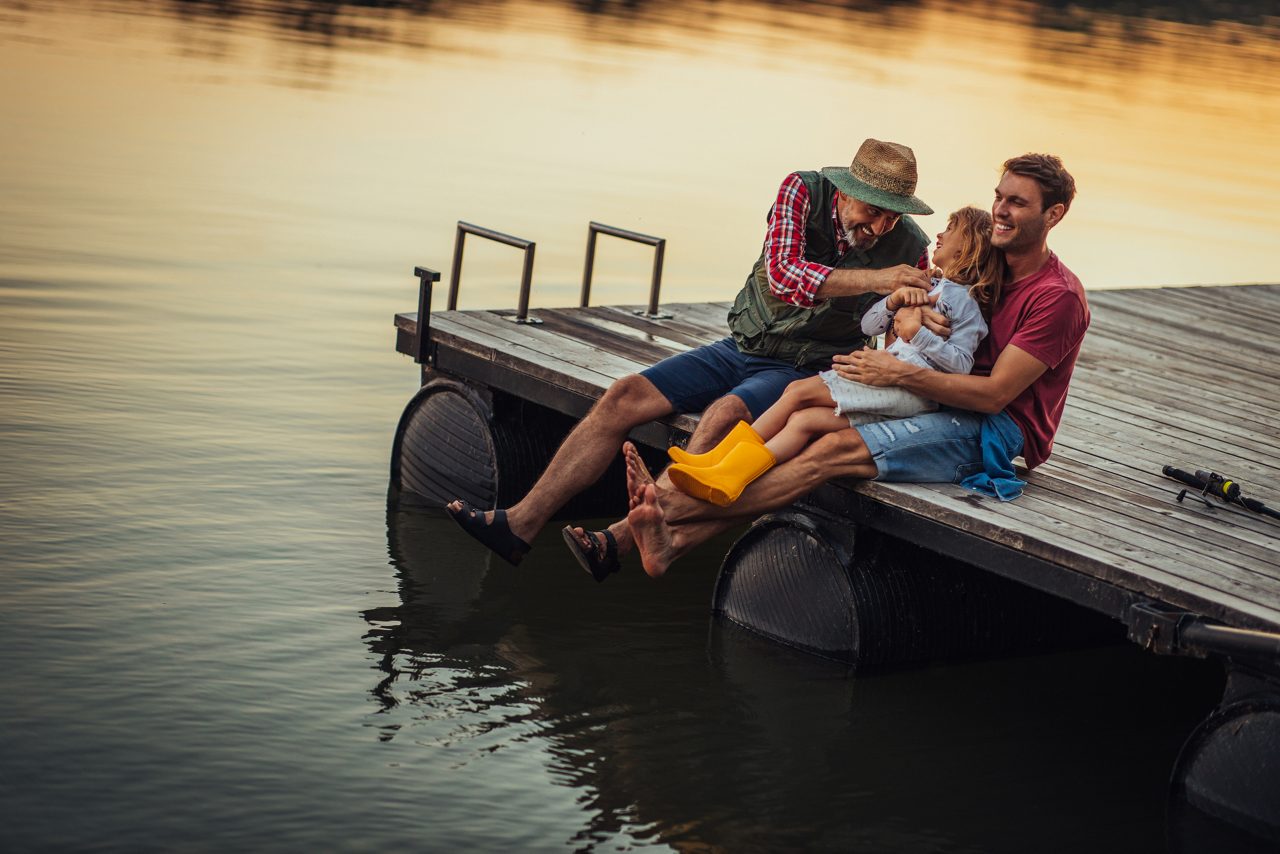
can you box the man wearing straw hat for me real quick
[448,139,937,576]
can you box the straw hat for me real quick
[821,139,933,216]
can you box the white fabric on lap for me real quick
[818,369,937,427]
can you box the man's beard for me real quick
[850,229,879,251]
[846,223,879,251]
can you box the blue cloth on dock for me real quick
[959,412,1026,501]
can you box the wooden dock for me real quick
[394,283,1280,639]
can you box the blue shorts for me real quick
[855,409,1024,483]
[640,337,817,418]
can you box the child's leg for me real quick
[751,376,837,440]
[765,405,851,463]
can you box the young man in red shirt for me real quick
[626,153,1089,578]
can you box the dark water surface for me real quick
[1,1,1271,850]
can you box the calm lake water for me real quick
[1,1,1275,850]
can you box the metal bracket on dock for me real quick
[580,222,671,320]
[449,221,542,325]
[412,266,441,365]
[1127,602,1280,664]
[1127,602,1200,657]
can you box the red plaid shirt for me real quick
[763,172,928,307]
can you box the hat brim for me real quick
[821,166,934,216]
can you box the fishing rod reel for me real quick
[1162,465,1280,521]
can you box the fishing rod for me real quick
[1162,465,1280,521]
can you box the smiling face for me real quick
[990,171,1063,255]
[836,193,901,250]
[932,219,962,271]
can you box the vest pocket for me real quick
[727,289,773,355]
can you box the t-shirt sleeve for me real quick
[1009,288,1089,369]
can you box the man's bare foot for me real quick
[623,442,655,508]
[628,483,678,578]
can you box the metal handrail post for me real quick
[448,221,541,324]
[579,229,599,307]
[646,239,666,317]
[517,241,536,322]
[580,222,671,319]
[447,223,465,311]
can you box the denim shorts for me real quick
[855,409,1024,483]
[640,337,817,418]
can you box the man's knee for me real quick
[685,394,751,449]
[803,429,872,469]
[703,393,752,423]
[598,374,669,424]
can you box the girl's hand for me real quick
[894,306,924,342]
[887,286,929,311]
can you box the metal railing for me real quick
[580,222,670,319]
[448,221,541,324]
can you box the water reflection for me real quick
[372,506,1224,851]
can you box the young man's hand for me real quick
[831,347,912,387]
[919,304,951,337]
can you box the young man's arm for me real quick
[831,344,1048,414]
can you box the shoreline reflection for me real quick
[6,0,1278,71]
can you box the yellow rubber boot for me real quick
[668,441,776,506]
[667,420,763,467]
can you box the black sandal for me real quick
[561,525,620,583]
[446,501,531,566]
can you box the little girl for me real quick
[667,206,1007,506]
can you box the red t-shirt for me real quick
[971,253,1089,469]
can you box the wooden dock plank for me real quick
[1098,287,1280,359]
[1043,448,1280,549]
[848,480,1280,630]
[431,313,642,388]
[1061,398,1280,480]
[1064,357,1280,433]
[1076,325,1280,399]
[526,311,692,367]
[1054,401,1280,482]
[1082,304,1280,387]
[593,304,733,342]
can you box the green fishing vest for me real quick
[727,171,928,367]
